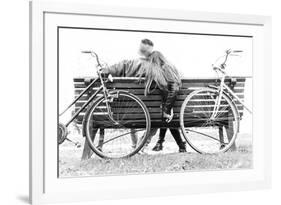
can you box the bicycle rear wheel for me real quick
[180,88,239,154]
[85,91,151,159]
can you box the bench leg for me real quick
[219,124,236,151]
[225,120,237,151]
[219,126,224,145]
[81,128,99,160]
[219,110,237,152]
[98,128,105,150]
[130,129,138,149]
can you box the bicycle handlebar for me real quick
[81,50,102,66]
[232,50,243,53]
[212,49,243,74]
[81,51,92,54]
[213,66,226,74]
[222,49,243,68]
[81,50,113,83]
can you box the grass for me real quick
[66,153,251,177]
[59,144,252,177]
[59,128,252,177]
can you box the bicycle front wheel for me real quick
[180,88,239,154]
[85,91,151,159]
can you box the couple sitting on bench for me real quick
[103,39,186,153]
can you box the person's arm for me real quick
[103,59,136,77]
[103,60,125,77]
[163,83,179,114]
[162,81,180,123]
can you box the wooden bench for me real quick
[74,77,246,126]
[73,77,247,159]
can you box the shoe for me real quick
[152,142,163,151]
[179,147,186,153]
[179,142,186,153]
[219,144,225,150]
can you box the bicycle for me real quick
[58,51,151,159]
[180,49,252,154]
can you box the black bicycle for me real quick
[58,51,151,159]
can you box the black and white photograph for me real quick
[58,27,253,177]
[25,1,274,204]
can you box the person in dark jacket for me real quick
[104,39,186,152]
[138,39,185,152]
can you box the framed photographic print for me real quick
[29,1,271,204]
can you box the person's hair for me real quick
[141,39,154,47]
[139,51,181,95]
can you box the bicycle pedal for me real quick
[75,143,81,148]
[66,138,81,148]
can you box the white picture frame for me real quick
[29,1,272,204]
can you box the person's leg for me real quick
[169,128,186,152]
[151,90,168,151]
[140,128,158,152]
[158,128,167,143]
[146,128,158,145]
[152,128,167,151]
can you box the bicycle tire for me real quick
[180,87,240,154]
[84,90,151,159]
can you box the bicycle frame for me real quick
[210,50,252,119]
[223,83,252,113]
[60,50,120,130]
[211,74,252,119]
[63,79,104,127]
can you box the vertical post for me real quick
[98,128,105,150]
[81,78,99,160]
[225,78,237,151]
[130,129,138,149]
[81,128,98,160]
[226,117,236,151]
[218,126,224,145]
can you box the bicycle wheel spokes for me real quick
[91,128,147,158]
[180,88,239,153]
[86,92,150,158]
